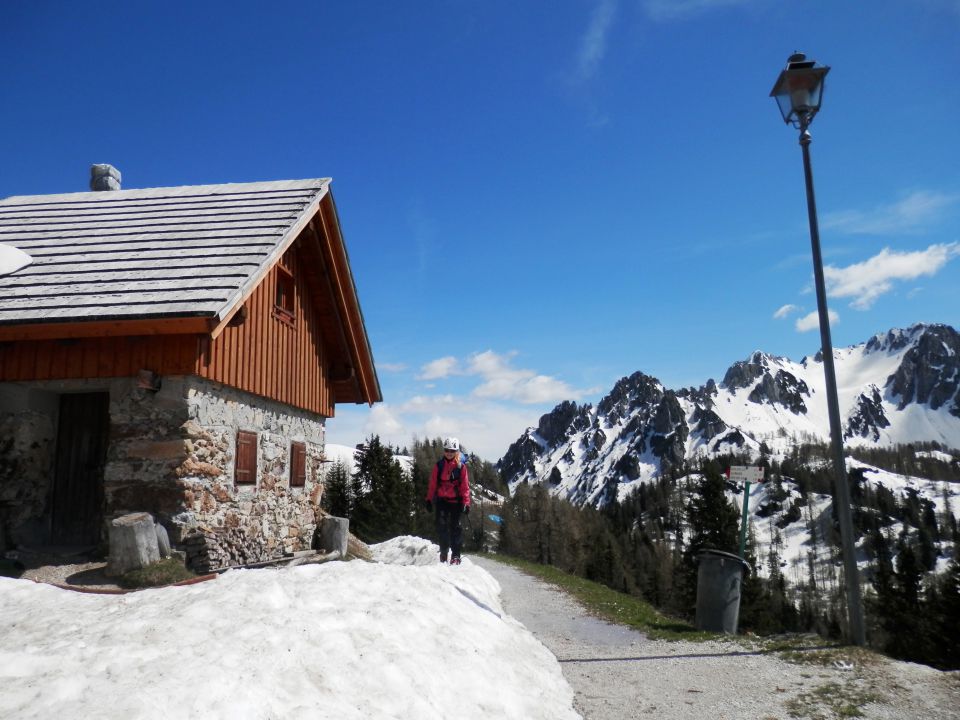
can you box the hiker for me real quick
[424,437,471,564]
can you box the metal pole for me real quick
[739,480,752,559]
[798,126,866,646]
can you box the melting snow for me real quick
[0,537,579,720]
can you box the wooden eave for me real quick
[301,195,381,406]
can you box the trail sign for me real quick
[727,465,765,483]
[727,466,765,559]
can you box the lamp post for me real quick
[770,52,866,646]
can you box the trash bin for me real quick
[695,549,751,634]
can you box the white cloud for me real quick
[364,404,404,437]
[328,393,554,462]
[795,309,839,333]
[574,0,617,83]
[773,304,800,320]
[329,350,590,460]
[643,0,755,21]
[417,356,459,380]
[377,362,408,373]
[824,242,960,309]
[823,190,958,236]
[467,350,582,404]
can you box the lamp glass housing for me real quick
[770,58,830,128]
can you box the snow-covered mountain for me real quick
[500,323,960,507]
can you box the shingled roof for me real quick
[0,178,330,325]
[0,176,381,406]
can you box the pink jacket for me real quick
[426,458,470,506]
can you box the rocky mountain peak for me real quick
[597,371,664,423]
[886,324,960,416]
[536,400,590,446]
[865,322,930,354]
[721,352,770,390]
[499,324,960,509]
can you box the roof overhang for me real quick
[303,194,382,407]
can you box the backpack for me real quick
[436,453,468,501]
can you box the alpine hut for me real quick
[0,167,381,570]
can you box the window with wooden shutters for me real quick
[235,431,258,485]
[290,442,307,488]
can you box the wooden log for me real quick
[106,512,161,576]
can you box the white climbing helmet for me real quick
[443,436,460,451]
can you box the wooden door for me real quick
[51,392,110,546]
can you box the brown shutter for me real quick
[290,442,307,488]
[235,430,258,485]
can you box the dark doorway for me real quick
[51,392,110,546]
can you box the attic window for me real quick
[273,267,295,324]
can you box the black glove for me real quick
[424,499,432,512]
[462,504,470,515]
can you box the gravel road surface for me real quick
[470,555,959,720]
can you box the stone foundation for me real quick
[0,375,326,567]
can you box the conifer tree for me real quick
[927,556,960,669]
[350,435,413,543]
[676,464,741,617]
[321,459,352,519]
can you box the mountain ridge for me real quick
[499,323,960,507]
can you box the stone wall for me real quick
[173,377,326,571]
[0,375,326,566]
[0,386,57,549]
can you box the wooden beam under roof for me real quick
[0,316,212,342]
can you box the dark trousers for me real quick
[435,499,463,559]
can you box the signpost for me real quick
[727,466,765,558]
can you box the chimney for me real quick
[90,163,121,191]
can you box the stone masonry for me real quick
[0,374,326,568]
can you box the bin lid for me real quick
[696,548,752,574]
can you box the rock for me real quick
[535,401,581,446]
[106,512,161,576]
[722,353,768,390]
[845,385,891,441]
[155,522,171,558]
[316,516,349,556]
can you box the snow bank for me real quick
[0,537,578,720]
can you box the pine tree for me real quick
[676,465,741,617]
[321,460,352,518]
[927,556,960,669]
[350,435,413,543]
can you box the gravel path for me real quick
[470,556,960,720]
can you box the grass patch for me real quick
[761,636,885,668]
[118,558,196,589]
[786,680,885,719]
[476,553,702,640]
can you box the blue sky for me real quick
[2,1,958,460]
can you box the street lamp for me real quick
[770,52,866,646]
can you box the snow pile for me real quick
[370,534,444,566]
[0,537,578,720]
